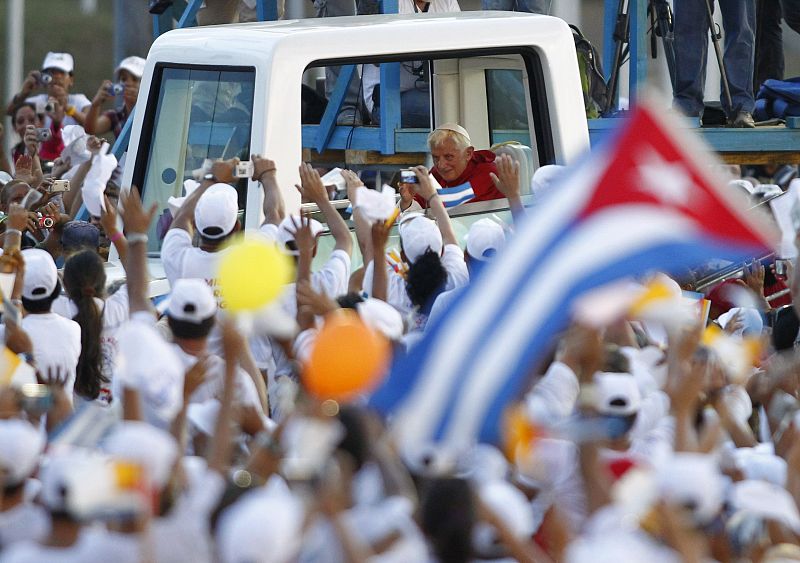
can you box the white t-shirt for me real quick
[51,287,129,405]
[19,313,81,399]
[172,344,263,411]
[362,244,469,315]
[161,229,223,297]
[150,467,226,563]
[0,527,140,563]
[24,93,92,128]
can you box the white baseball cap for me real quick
[530,164,566,197]
[42,52,74,74]
[114,319,184,427]
[657,452,724,524]
[593,372,642,416]
[465,218,506,261]
[398,212,442,263]
[21,248,58,300]
[167,278,217,324]
[277,215,324,256]
[115,56,145,80]
[39,452,81,512]
[356,298,404,341]
[0,419,44,487]
[194,183,239,240]
[103,421,179,490]
[474,480,536,552]
[217,477,305,563]
[730,479,800,533]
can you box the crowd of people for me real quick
[3,2,800,562]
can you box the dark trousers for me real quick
[754,0,800,90]
[673,0,757,115]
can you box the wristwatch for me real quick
[203,173,218,183]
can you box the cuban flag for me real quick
[437,182,475,208]
[368,100,776,450]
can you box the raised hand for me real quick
[296,279,339,317]
[296,163,328,205]
[119,186,158,234]
[490,154,521,199]
[341,169,364,205]
[251,154,277,182]
[183,358,209,401]
[287,213,317,257]
[99,195,119,236]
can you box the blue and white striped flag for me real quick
[368,101,776,450]
[436,182,475,208]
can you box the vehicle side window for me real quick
[134,66,255,252]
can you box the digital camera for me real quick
[400,169,418,184]
[37,215,55,229]
[235,161,254,179]
[35,128,51,142]
[107,83,125,96]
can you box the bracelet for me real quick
[108,230,124,244]
[65,106,76,117]
[126,232,148,245]
[5,229,21,237]
[425,192,439,204]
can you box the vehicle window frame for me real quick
[131,63,257,201]
[304,46,555,166]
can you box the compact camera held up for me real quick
[35,128,51,142]
[106,83,125,96]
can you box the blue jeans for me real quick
[481,0,549,13]
[673,0,756,115]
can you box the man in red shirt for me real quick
[427,123,503,203]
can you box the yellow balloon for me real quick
[217,236,294,312]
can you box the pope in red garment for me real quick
[426,123,504,203]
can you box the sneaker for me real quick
[336,108,363,126]
[730,111,755,128]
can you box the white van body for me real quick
[115,11,590,292]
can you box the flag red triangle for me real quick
[578,103,775,251]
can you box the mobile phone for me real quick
[400,169,418,184]
[35,128,51,142]
[235,161,254,179]
[17,384,53,415]
[49,179,71,194]
[775,258,791,277]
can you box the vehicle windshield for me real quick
[135,66,255,252]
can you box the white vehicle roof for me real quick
[125,12,587,214]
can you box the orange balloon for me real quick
[303,310,391,401]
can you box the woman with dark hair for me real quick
[361,165,468,331]
[421,478,476,563]
[61,250,107,401]
[55,247,129,405]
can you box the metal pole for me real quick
[703,0,733,111]
[5,0,24,160]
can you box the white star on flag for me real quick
[636,149,696,207]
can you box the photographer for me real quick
[84,56,145,138]
[5,52,91,128]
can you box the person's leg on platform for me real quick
[673,0,711,117]
[720,0,756,126]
